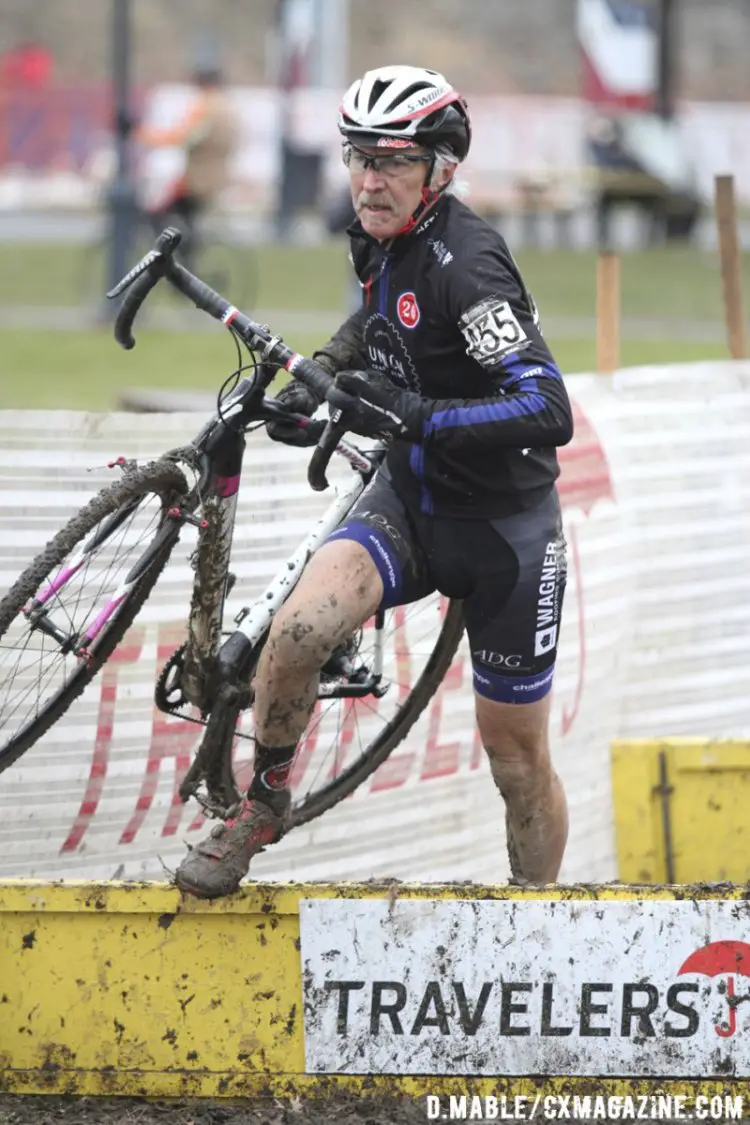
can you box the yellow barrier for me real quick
[611,739,750,883]
[3,880,750,1099]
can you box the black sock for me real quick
[247,742,296,813]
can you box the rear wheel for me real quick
[0,460,188,773]
[182,594,465,826]
[288,595,465,827]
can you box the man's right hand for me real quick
[266,381,325,448]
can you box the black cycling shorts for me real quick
[325,468,567,705]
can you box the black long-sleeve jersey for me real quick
[313,193,574,519]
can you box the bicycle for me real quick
[0,228,464,833]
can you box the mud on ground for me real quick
[0,1094,431,1125]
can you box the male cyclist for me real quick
[136,64,238,269]
[175,65,574,898]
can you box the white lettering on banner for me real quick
[459,297,530,367]
[299,898,750,1076]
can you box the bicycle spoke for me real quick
[45,503,162,641]
[0,473,178,756]
[278,594,457,810]
[3,643,65,730]
[0,630,62,723]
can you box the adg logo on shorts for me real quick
[534,534,565,657]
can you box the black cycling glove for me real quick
[266,380,325,448]
[327,370,427,442]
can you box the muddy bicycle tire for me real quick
[0,460,188,774]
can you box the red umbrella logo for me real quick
[678,940,750,1038]
[557,400,616,733]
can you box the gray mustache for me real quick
[357,194,393,210]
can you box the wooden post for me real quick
[714,174,748,359]
[596,251,620,374]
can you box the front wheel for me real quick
[0,460,188,774]
[185,595,465,826]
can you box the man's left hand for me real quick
[326,370,426,442]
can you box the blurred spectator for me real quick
[1,40,53,89]
[135,64,238,267]
[0,40,54,169]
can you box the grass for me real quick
[0,327,325,411]
[1,240,747,320]
[0,241,351,313]
[523,246,745,324]
[0,328,731,412]
[0,239,744,409]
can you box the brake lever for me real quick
[307,409,348,492]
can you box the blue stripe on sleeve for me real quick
[425,380,546,434]
[503,357,562,383]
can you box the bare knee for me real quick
[476,695,553,796]
[262,601,333,678]
[487,738,552,801]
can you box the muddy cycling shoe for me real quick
[175,797,288,899]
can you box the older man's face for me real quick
[345,142,435,240]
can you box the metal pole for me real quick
[655,0,675,120]
[105,0,137,314]
[275,0,318,241]
[313,0,349,90]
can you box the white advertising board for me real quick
[300,897,750,1076]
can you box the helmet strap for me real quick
[393,156,452,238]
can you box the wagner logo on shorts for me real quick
[397,292,420,329]
[535,538,563,656]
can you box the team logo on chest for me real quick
[364,312,421,392]
[396,291,420,329]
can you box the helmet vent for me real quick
[385,81,432,113]
[368,78,391,111]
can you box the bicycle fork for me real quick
[176,468,389,816]
[178,424,245,713]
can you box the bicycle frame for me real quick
[100,226,393,718]
[166,388,386,715]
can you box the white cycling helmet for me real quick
[339,65,471,162]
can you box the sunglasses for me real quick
[342,143,433,179]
